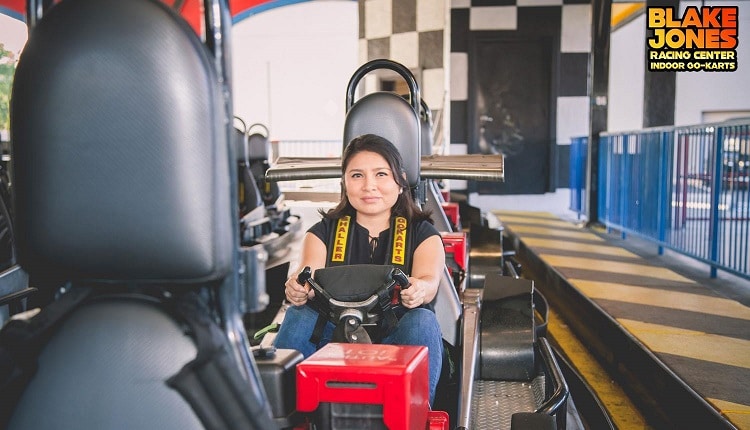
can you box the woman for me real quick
[274,133,445,405]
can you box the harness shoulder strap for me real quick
[377,216,415,337]
[327,215,354,266]
[384,216,414,273]
[325,214,415,271]
[165,292,275,430]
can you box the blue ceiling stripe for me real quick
[233,0,311,23]
[0,6,24,22]
[232,0,355,24]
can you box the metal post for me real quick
[656,131,671,255]
[26,0,41,30]
[709,127,724,278]
[585,0,611,226]
[621,135,630,239]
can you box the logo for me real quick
[647,6,738,72]
[391,217,407,265]
[331,216,350,262]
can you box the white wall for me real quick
[0,14,26,56]
[231,1,359,141]
[0,4,359,142]
[608,14,645,132]
[608,2,750,130]
[674,1,750,125]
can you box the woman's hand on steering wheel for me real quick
[285,274,314,306]
[400,276,425,309]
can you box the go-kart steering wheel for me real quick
[297,265,410,343]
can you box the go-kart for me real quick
[233,116,302,260]
[233,116,303,322]
[252,58,593,429]
[253,259,572,429]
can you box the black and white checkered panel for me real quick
[358,0,448,157]
[449,0,592,191]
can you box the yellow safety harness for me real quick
[326,214,412,272]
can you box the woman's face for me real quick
[343,150,401,219]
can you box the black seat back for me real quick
[5,0,274,428]
[235,125,265,217]
[13,0,230,282]
[246,124,281,206]
[246,123,271,162]
[344,91,421,190]
[344,60,421,189]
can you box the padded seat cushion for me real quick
[8,296,202,430]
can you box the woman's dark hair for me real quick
[322,134,432,223]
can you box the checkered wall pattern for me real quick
[359,0,593,191]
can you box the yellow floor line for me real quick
[618,319,750,369]
[540,254,695,283]
[495,215,576,229]
[493,210,559,219]
[505,224,606,241]
[572,279,750,321]
[707,398,750,429]
[522,237,640,258]
[547,308,652,429]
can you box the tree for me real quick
[0,43,16,134]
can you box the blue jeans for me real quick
[274,304,443,405]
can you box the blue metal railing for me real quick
[569,136,587,217]
[586,120,750,279]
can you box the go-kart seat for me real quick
[235,126,265,218]
[343,89,462,347]
[4,0,273,428]
[246,124,281,206]
[0,174,31,326]
[246,124,271,163]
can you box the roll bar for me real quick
[346,58,421,115]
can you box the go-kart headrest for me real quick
[11,0,232,283]
[234,127,249,163]
[343,92,421,189]
[246,123,271,162]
